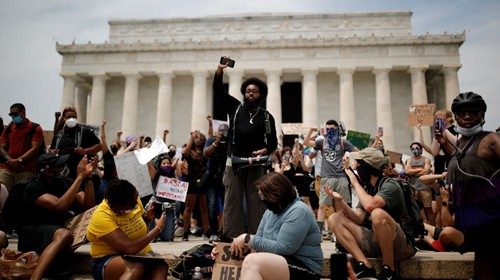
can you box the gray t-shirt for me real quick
[315,137,355,177]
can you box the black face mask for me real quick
[355,163,372,188]
[261,199,283,214]
[110,145,119,155]
[167,150,176,158]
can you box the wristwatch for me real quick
[442,201,448,207]
[244,234,251,244]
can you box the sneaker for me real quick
[190,226,203,236]
[174,226,184,237]
[354,261,376,279]
[182,232,189,241]
[377,265,397,280]
[209,234,220,243]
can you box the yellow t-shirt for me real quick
[87,198,152,258]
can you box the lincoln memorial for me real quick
[56,11,463,152]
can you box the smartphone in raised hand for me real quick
[220,56,235,68]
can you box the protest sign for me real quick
[212,243,254,280]
[65,206,97,249]
[346,130,371,150]
[114,152,153,197]
[134,136,167,164]
[281,123,310,136]
[386,150,403,165]
[408,104,435,126]
[156,176,189,202]
[212,119,229,132]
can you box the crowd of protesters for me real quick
[0,58,498,280]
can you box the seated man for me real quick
[326,148,417,280]
[11,154,95,280]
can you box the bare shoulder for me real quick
[478,132,500,160]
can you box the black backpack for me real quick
[379,177,426,243]
[2,177,36,228]
[169,244,214,279]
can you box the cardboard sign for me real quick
[114,152,153,197]
[65,206,97,249]
[281,123,310,136]
[156,176,189,202]
[212,242,254,280]
[408,104,436,126]
[386,150,403,165]
[346,130,371,150]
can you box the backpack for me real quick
[2,177,36,228]
[2,122,46,161]
[379,177,426,243]
[169,244,214,280]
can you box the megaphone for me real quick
[231,155,270,171]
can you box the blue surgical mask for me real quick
[454,123,483,137]
[12,115,23,124]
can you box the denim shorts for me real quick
[91,254,119,280]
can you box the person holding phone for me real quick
[213,57,278,239]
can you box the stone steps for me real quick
[10,237,475,279]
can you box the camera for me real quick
[154,201,175,218]
[220,57,235,68]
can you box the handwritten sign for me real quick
[281,123,310,136]
[212,242,255,280]
[156,176,189,202]
[65,206,97,249]
[408,104,435,126]
[346,130,371,150]
[114,152,153,197]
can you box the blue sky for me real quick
[0,0,498,131]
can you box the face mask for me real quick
[325,128,339,148]
[355,164,372,187]
[261,199,283,214]
[12,115,23,124]
[454,123,483,137]
[110,145,119,155]
[65,118,77,128]
[159,165,173,176]
[167,150,176,158]
[411,148,422,156]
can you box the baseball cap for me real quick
[38,153,69,168]
[349,148,387,171]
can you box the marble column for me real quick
[408,67,431,145]
[228,69,244,102]
[75,83,89,124]
[302,68,319,127]
[338,68,356,130]
[442,66,460,110]
[88,74,108,125]
[156,72,174,141]
[191,70,209,131]
[60,74,77,110]
[265,69,282,132]
[121,73,142,137]
[373,68,395,151]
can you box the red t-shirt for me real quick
[0,119,44,173]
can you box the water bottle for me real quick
[192,266,203,280]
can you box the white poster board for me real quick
[114,152,153,197]
[212,119,229,132]
[281,123,310,136]
[156,176,189,202]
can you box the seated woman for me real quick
[87,179,168,280]
[227,172,323,280]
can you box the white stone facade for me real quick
[57,11,464,152]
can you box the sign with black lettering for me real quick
[408,104,435,126]
[65,206,97,249]
[211,242,254,280]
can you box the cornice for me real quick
[56,32,465,54]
